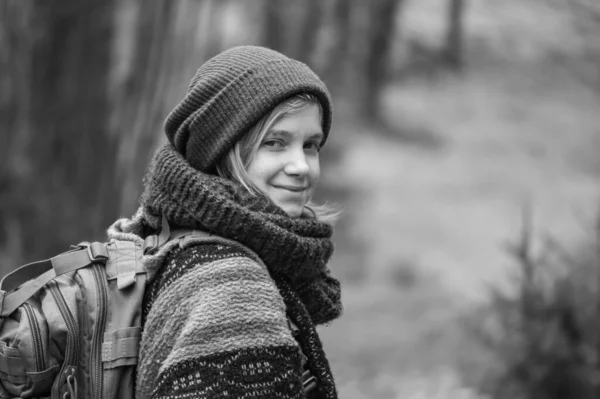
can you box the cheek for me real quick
[247,157,279,186]
[246,164,262,188]
[310,159,321,183]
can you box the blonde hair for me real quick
[216,93,341,224]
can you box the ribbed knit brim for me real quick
[164,46,333,173]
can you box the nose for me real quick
[284,150,310,177]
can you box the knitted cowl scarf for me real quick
[138,143,342,324]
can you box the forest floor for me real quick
[320,1,600,397]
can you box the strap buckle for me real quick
[143,214,171,255]
[143,235,158,255]
[86,242,108,263]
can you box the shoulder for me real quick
[152,238,270,298]
[143,238,291,348]
[138,240,301,397]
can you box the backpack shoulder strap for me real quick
[0,242,108,317]
[141,214,264,265]
[168,227,265,267]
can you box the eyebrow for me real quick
[267,129,324,141]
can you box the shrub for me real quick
[472,214,600,399]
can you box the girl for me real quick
[108,46,343,398]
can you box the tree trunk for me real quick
[113,0,177,215]
[295,0,322,65]
[0,0,118,266]
[364,0,403,122]
[114,0,211,216]
[319,0,354,90]
[443,0,466,70]
[262,0,286,52]
[0,1,35,267]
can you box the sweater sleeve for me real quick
[137,243,307,399]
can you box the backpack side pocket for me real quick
[0,290,63,397]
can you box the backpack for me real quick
[0,218,174,399]
[0,218,318,398]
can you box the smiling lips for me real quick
[273,184,309,193]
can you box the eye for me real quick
[304,141,321,153]
[262,139,285,149]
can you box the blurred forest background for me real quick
[1,0,600,398]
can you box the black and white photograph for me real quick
[1,1,599,398]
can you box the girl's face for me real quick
[246,104,323,218]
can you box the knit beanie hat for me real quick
[164,45,333,173]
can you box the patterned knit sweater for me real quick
[137,238,332,398]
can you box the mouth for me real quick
[273,184,309,193]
